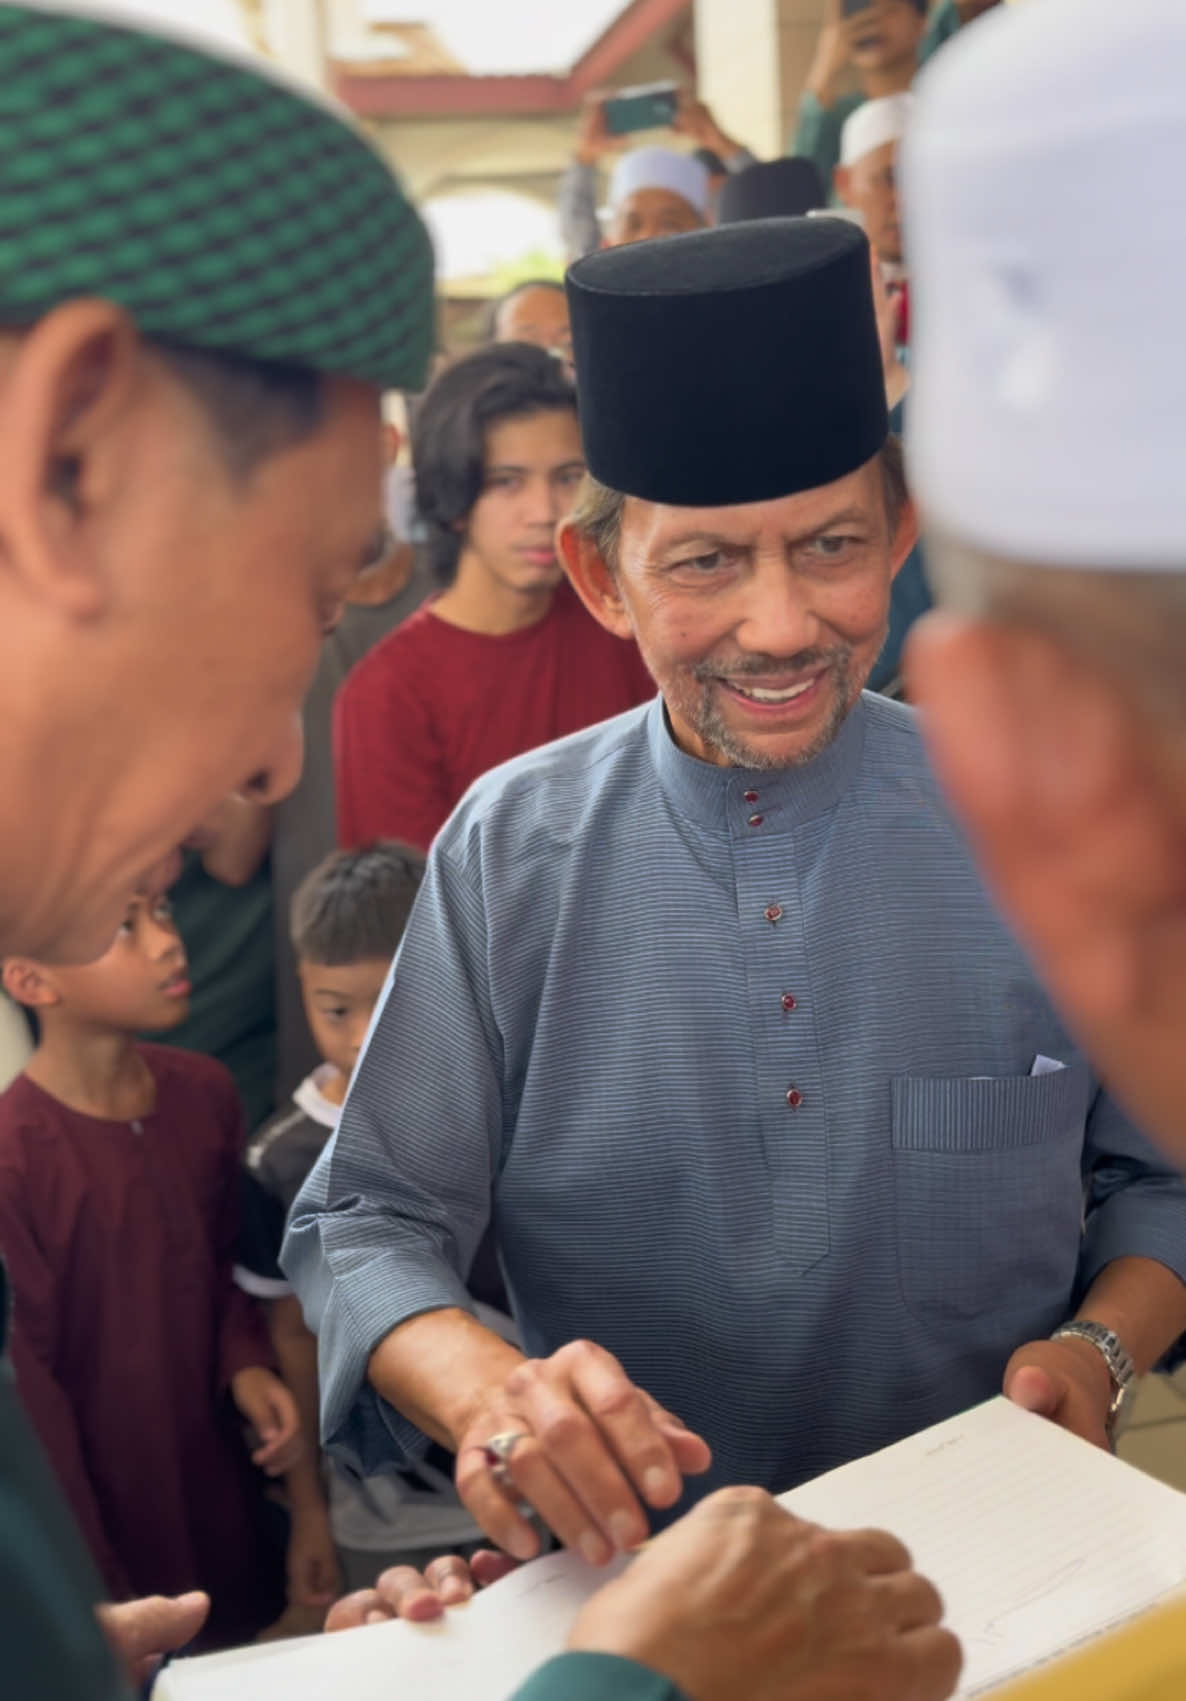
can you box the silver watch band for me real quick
[1051,1320,1136,1426]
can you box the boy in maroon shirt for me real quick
[0,894,301,1648]
[334,343,654,850]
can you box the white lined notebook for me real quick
[158,1398,1186,1700]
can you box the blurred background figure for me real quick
[488,278,573,372]
[836,92,914,339]
[718,155,827,223]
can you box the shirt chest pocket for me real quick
[890,1066,1091,1327]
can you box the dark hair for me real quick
[153,338,327,479]
[692,147,727,177]
[290,842,425,966]
[572,434,910,569]
[486,278,566,342]
[412,341,577,585]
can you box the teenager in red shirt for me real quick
[334,344,654,851]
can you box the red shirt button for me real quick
[748,814,764,827]
[744,790,759,804]
[781,993,797,1012]
[764,904,783,924]
[786,1087,804,1109]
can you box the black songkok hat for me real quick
[717,157,827,224]
[566,217,888,507]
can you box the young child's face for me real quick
[848,1,924,75]
[41,895,191,1030]
[298,957,391,1083]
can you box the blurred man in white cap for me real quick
[905,5,1186,1691]
[836,92,914,275]
[558,88,756,261]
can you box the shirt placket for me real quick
[732,781,830,1278]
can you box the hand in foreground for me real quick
[325,1550,517,1631]
[570,1487,963,1701]
[231,1365,303,1475]
[454,1339,712,1564]
[287,1500,343,1610]
[96,1591,210,1687]
[1004,1337,1114,1450]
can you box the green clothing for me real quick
[0,5,433,389]
[792,88,866,195]
[149,851,275,1135]
[920,0,965,62]
[0,1262,130,1701]
[514,1654,686,1701]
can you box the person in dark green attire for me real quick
[793,0,1001,191]
[0,7,958,1701]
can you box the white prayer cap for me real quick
[839,95,915,169]
[904,0,1186,570]
[607,147,711,219]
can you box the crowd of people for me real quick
[1,2,1184,1701]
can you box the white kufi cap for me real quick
[607,147,711,219]
[839,94,915,169]
[904,0,1186,569]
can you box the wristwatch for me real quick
[1051,1320,1136,1430]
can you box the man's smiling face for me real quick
[566,452,915,771]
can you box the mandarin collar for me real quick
[645,692,868,837]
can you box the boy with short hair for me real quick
[0,894,301,1649]
[334,343,655,852]
[237,844,509,1589]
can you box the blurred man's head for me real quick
[604,148,711,247]
[717,157,827,226]
[0,4,433,964]
[561,219,914,772]
[490,280,572,368]
[846,0,928,80]
[835,95,914,266]
[903,0,1186,1157]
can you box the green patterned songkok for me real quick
[0,3,435,389]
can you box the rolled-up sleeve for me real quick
[1079,1087,1186,1292]
[282,839,505,1473]
[511,1655,685,1701]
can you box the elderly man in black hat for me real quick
[287,215,1186,1630]
[0,9,963,1701]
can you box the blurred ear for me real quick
[556,519,634,641]
[0,299,143,622]
[833,165,852,206]
[2,957,61,1010]
[381,422,401,467]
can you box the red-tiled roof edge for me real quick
[332,0,691,119]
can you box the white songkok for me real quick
[904,0,1186,570]
[606,147,711,219]
[839,94,915,169]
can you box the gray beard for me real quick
[688,649,856,771]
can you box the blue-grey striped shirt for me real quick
[284,694,1186,1500]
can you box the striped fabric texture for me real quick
[0,4,434,389]
[285,694,1186,1501]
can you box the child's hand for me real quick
[288,1501,342,1609]
[231,1366,303,1476]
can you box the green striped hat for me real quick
[0,3,435,389]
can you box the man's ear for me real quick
[0,298,144,621]
[889,496,920,580]
[556,518,635,640]
[833,165,852,206]
[2,957,61,1010]
[381,421,401,467]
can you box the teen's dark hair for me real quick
[290,842,426,966]
[412,341,577,586]
[154,338,327,479]
[486,277,566,342]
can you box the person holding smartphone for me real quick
[794,0,999,193]
[558,87,756,262]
